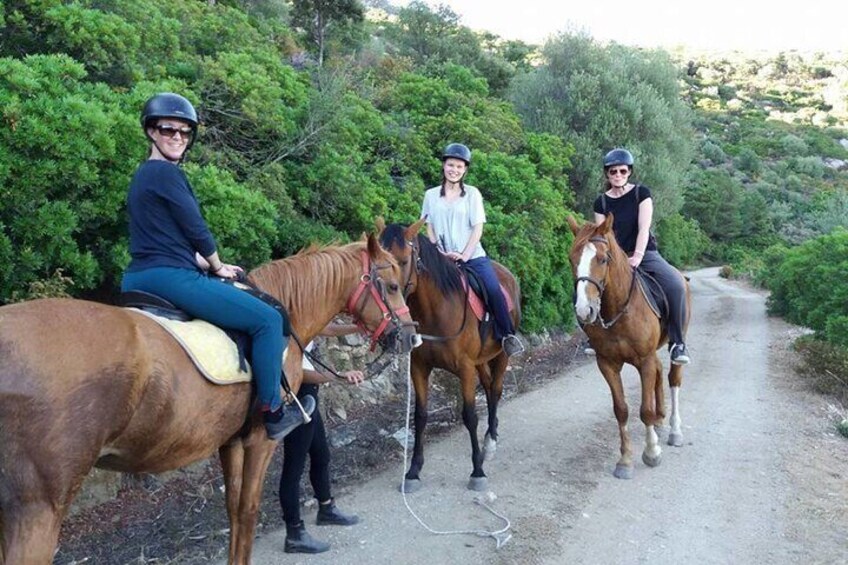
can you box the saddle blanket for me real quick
[464,280,515,321]
[130,308,252,385]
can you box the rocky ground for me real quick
[55,332,586,564]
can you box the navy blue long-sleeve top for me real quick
[125,160,217,272]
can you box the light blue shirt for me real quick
[420,184,487,260]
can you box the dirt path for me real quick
[235,267,848,565]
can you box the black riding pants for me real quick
[279,384,332,526]
[640,250,688,346]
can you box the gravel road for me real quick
[236,267,848,565]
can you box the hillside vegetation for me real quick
[1,1,846,370]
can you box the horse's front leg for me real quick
[597,357,633,479]
[218,439,245,564]
[1,502,63,565]
[480,353,508,462]
[459,363,488,491]
[667,363,685,447]
[402,360,432,493]
[638,355,663,468]
[230,432,277,565]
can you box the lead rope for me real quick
[398,353,513,549]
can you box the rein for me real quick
[575,236,638,330]
[346,250,412,351]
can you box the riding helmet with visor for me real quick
[140,92,198,150]
[442,143,472,165]
[603,148,634,169]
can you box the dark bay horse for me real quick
[378,219,521,492]
[0,234,417,565]
[568,214,690,479]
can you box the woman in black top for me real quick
[592,148,691,365]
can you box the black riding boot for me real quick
[284,521,330,554]
[316,498,360,526]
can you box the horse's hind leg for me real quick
[219,440,245,565]
[667,364,685,447]
[403,360,432,493]
[480,353,507,462]
[598,359,634,479]
[1,503,62,565]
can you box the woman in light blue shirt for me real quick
[420,143,523,356]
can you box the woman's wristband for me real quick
[633,250,644,257]
[210,262,224,272]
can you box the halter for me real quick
[346,251,411,351]
[574,236,637,330]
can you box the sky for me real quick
[394,1,848,53]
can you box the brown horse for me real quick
[567,214,690,479]
[0,234,417,565]
[378,218,521,492]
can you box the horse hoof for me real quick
[467,476,488,491]
[400,479,422,493]
[642,451,662,468]
[483,434,497,462]
[667,432,684,447]
[613,464,634,479]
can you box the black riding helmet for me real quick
[140,92,198,150]
[442,143,471,165]
[603,148,634,168]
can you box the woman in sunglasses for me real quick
[121,92,314,439]
[593,148,691,365]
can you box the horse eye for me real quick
[598,256,608,265]
[400,260,409,267]
[388,283,400,293]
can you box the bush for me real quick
[794,337,848,406]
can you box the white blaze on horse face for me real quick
[574,243,600,323]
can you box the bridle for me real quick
[399,237,425,299]
[573,235,637,330]
[346,251,412,351]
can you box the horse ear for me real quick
[367,232,381,258]
[405,217,426,240]
[567,215,581,235]
[599,213,615,234]
[375,216,386,234]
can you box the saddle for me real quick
[459,266,515,344]
[119,280,291,385]
[633,269,668,321]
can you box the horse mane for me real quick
[380,223,465,297]
[247,241,367,316]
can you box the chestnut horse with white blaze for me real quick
[0,234,417,565]
[378,218,521,492]
[568,215,690,479]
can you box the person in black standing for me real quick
[281,323,363,554]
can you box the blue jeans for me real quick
[464,256,515,341]
[122,267,285,412]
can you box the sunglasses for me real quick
[155,125,194,139]
[607,167,630,176]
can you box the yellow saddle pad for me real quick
[130,308,252,385]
